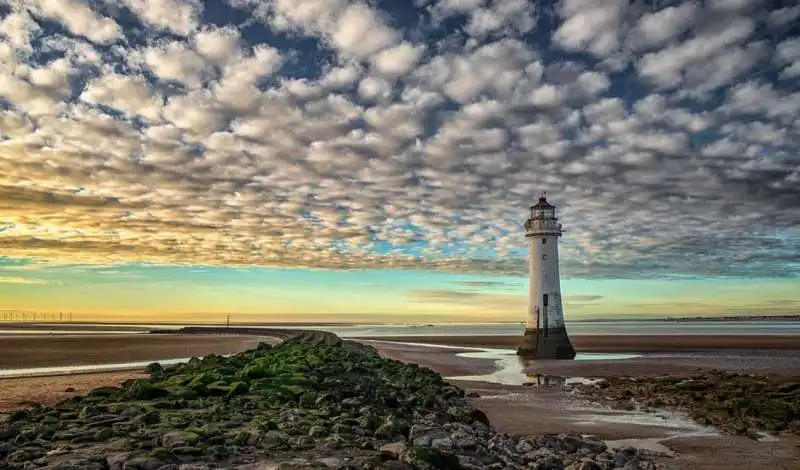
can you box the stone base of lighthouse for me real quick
[516,327,576,360]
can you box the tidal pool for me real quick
[446,348,641,386]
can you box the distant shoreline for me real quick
[658,315,800,322]
[0,315,798,329]
[361,334,800,352]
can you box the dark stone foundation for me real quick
[516,327,576,360]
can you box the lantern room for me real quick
[530,193,556,221]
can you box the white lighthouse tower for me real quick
[517,193,576,359]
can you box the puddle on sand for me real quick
[569,404,718,436]
[446,348,640,386]
[605,438,677,456]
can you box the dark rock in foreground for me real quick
[570,370,800,438]
[0,332,658,469]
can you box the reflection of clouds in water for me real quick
[447,348,639,386]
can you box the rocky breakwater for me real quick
[0,331,657,470]
[570,370,800,438]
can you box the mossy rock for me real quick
[149,447,176,463]
[227,382,250,398]
[206,444,231,459]
[206,385,231,397]
[401,446,461,470]
[253,418,279,432]
[7,409,32,422]
[171,445,204,457]
[93,428,114,441]
[262,430,290,450]
[470,409,491,427]
[128,380,170,400]
[298,391,318,408]
[167,387,198,400]
[146,362,165,378]
[138,410,161,425]
[188,372,219,387]
[87,386,120,398]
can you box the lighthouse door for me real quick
[542,294,549,337]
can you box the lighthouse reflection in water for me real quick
[446,349,639,386]
[525,373,567,388]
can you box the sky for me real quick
[0,0,798,323]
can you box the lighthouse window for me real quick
[542,254,547,260]
[542,239,547,245]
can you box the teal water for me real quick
[1,319,799,336]
[315,321,800,337]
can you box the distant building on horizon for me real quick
[517,194,576,360]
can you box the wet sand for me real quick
[0,371,149,414]
[0,334,281,415]
[0,334,272,369]
[523,351,800,377]
[363,334,800,352]
[365,340,800,470]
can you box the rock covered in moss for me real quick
[570,370,800,437]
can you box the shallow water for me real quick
[569,405,710,433]
[0,329,147,335]
[0,357,190,379]
[604,437,678,456]
[446,348,641,385]
[2,319,800,336]
[444,347,722,446]
[327,321,800,337]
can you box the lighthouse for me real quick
[517,194,576,360]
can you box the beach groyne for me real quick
[1,331,657,470]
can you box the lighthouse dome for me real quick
[532,195,554,209]
[530,194,556,220]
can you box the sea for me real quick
[1,319,800,337]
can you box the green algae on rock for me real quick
[570,370,800,438]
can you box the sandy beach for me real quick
[0,333,279,413]
[0,371,149,413]
[1,333,799,469]
[0,333,271,369]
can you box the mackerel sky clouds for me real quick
[0,0,798,319]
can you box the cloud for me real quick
[371,42,424,78]
[456,280,515,288]
[552,0,628,58]
[122,0,202,37]
[407,289,525,310]
[564,295,604,303]
[25,0,122,44]
[627,2,698,51]
[0,0,796,282]
[429,0,538,39]
[0,275,50,285]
